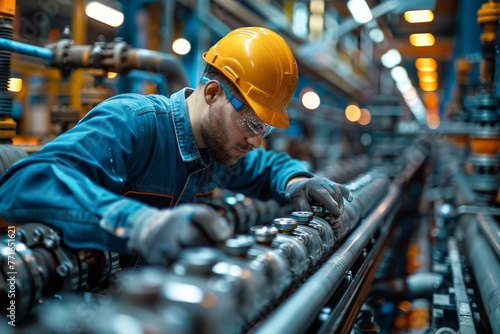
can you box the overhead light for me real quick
[85,1,124,27]
[292,2,309,39]
[409,33,435,47]
[381,49,402,68]
[369,28,385,43]
[420,75,437,83]
[401,86,418,100]
[8,78,22,92]
[404,10,434,23]
[415,58,437,71]
[347,0,373,24]
[390,66,409,83]
[420,81,438,91]
[406,95,422,107]
[309,14,325,38]
[417,71,438,79]
[172,38,191,55]
[419,72,438,82]
[345,104,361,122]
[301,89,321,110]
[396,80,413,93]
[358,108,371,125]
[310,0,325,13]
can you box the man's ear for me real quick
[203,80,222,105]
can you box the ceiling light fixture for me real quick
[415,58,437,71]
[381,49,402,68]
[420,81,438,91]
[404,10,434,23]
[409,33,435,47]
[85,1,124,27]
[420,75,438,83]
[369,28,385,43]
[172,38,191,55]
[390,66,409,83]
[8,78,22,92]
[347,0,373,24]
[302,90,321,110]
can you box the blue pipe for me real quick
[0,38,53,60]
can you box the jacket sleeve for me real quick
[225,147,314,203]
[0,94,157,253]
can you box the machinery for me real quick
[0,144,428,334]
[1,133,498,334]
[0,1,499,333]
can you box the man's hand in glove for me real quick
[127,204,233,265]
[285,176,353,219]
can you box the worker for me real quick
[0,27,352,265]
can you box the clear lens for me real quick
[202,76,274,137]
[231,108,274,137]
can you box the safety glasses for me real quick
[202,76,275,137]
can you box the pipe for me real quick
[369,214,443,301]
[464,215,500,334]
[0,37,53,60]
[0,38,189,94]
[476,212,500,258]
[125,48,189,93]
[369,272,443,301]
[253,184,402,334]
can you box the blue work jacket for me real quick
[0,89,313,253]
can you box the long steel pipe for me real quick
[476,212,500,259]
[253,183,402,334]
[125,49,189,93]
[464,214,500,334]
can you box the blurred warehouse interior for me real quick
[0,0,499,333]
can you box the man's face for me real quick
[201,102,254,166]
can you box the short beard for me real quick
[200,107,238,166]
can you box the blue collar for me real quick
[170,88,210,166]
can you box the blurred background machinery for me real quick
[0,0,499,333]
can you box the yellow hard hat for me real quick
[203,27,298,129]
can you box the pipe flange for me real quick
[16,223,79,290]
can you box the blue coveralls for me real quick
[0,88,313,254]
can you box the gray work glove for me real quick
[285,177,353,219]
[127,204,233,265]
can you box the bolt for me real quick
[32,228,43,242]
[44,238,55,249]
[343,271,352,287]
[56,263,70,277]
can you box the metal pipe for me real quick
[476,212,500,258]
[464,215,500,334]
[0,37,53,60]
[0,37,189,95]
[253,184,402,334]
[126,48,189,93]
